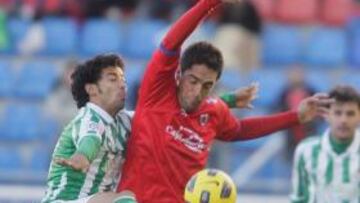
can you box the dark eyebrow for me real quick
[187,74,214,86]
[105,72,123,78]
[188,74,201,81]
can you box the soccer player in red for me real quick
[117,0,331,202]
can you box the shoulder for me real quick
[116,110,133,132]
[204,96,228,109]
[295,136,321,156]
[201,96,232,115]
[78,108,106,134]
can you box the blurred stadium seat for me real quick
[39,116,59,141]
[0,60,15,97]
[0,147,22,170]
[219,69,247,90]
[306,70,332,92]
[14,61,58,100]
[42,17,78,55]
[248,69,286,107]
[124,20,167,59]
[29,148,50,171]
[124,60,146,109]
[320,0,353,26]
[340,71,360,91]
[274,0,317,23]
[262,24,302,65]
[349,33,360,67]
[5,18,31,54]
[303,27,347,66]
[348,17,360,67]
[81,19,123,56]
[0,104,42,141]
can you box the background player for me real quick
[291,85,360,203]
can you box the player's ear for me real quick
[85,83,98,96]
[175,67,181,86]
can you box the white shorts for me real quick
[52,195,94,203]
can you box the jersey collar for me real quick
[87,102,114,124]
[322,129,360,156]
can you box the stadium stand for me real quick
[4,18,31,54]
[42,17,78,56]
[80,19,123,56]
[124,19,167,59]
[348,16,360,66]
[303,27,347,66]
[0,60,14,97]
[320,0,353,26]
[0,147,22,170]
[274,0,318,24]
[251,0,274,21]
[248,69,287,107]
[261,24,302,65]
[0,103,42,141]
[14,61,58,100]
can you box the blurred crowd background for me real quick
[0,0,360,201]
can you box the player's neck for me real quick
[90,100,116,118]
[329,134,353,155]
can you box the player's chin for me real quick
[115,100,125,111]
[187,103,200,112]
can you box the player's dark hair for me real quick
[180,41,223,80]
[71,54,125,108]
[329,85,360,108]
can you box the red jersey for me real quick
[118,0,300,202]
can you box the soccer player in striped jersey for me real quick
[291,85,360,203]
[41,54,137,203]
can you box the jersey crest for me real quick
[199,113,209,127]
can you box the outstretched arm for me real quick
[139,0,242,107]
[160,0,222,54]
[54,136,101,172]
[218,93,332,141]
[139,0,224,107]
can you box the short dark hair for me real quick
[180,42,223,80]
[329,85,360,108]
[71,54,125,108]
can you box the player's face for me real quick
[327,102,360,141]
[95,67,127,115]
[178,64,218,112]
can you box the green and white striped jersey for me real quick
[290,130,360,203]
[42,103,132,203]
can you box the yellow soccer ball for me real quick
[184,169,237,203]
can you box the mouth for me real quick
[337,126,350,133]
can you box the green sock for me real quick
[113,196,137,203]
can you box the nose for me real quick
[193,83,202,96]
[118,80,127,94]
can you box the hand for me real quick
[54,154,90,173]
[297,93,334,124]
[233,82,259,109]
